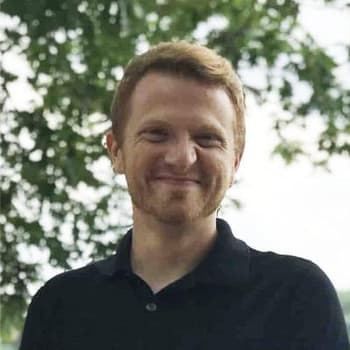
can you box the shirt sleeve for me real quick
[290,260,350,350]
[19,286,51,350]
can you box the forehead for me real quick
[128,72,235,124]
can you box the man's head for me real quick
[107,42,246,224]
[110,41,245,162]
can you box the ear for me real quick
[229,155,241,187]
[106,130,125,174]
[234,156,240,172]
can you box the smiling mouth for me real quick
[153,177,200,185]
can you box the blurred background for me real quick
[1,0,349,346]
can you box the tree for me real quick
[0,0,349,340]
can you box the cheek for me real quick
[201,157,229,184]
[217,158,234,187]
[127,150,157,179]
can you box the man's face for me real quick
[107,72,239,224]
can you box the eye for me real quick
[196,134,223,147]
[143,128,168,142]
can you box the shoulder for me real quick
[247,248,349,347]
[246,248,342,318]
[249,247,333,289]
[31,255,117,305]
[20,256,118,348]
[25,256,117,327]
[249,249,348,333]
[248,248,342,309]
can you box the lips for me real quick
[152,176,200,185]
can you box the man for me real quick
[20,42,349,349]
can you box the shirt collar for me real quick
[193,218,250,287]
[95,218,250,287]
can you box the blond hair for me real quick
[111,41,245,159]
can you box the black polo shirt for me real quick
[20,219,349,350]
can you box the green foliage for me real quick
[0,0,349,340]
[338,291,350,337]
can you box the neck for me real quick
[130,209,217,293]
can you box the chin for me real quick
[152,202,219,226]
[130,187,222,224]
[151,207,199,225]
[159,213,197,225]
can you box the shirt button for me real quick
[145,302,157,312]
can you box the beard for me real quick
[127,176,228,225]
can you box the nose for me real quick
[164,137,197,172]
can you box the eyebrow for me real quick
[138,118,226,134]
[138,119,172,129]
[195,123,226,136]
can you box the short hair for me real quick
[110,41,245,159]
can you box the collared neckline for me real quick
[192,219,250,286]
[94,218,250,288]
